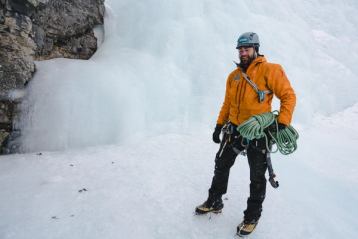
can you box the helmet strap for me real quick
[253,51,258,59]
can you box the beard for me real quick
[239,54,256,72]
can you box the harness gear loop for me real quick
[218,123,234,157]
[220,122,247,155]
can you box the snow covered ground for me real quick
[1,105,358,239]
[1,0,358,238]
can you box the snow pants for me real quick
[208,128,268,221]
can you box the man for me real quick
[195,32,296,236]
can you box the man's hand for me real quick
[266,122,287,134]
[277,123,287,131]
[212,124,223,144]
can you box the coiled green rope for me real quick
[237,111,299,155]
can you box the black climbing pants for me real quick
[208,127,268,221]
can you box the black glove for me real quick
[264,122,287,139]
[277,123,287,131]
[264,122,286,144]
[266,122,287,134]
[212,124,223,144]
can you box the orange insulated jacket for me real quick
[217,56,296,126]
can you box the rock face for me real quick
[0,0,105,153]
[0,5,36,99]
[32,0,105,60]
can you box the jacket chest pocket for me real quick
[230,80,241,104]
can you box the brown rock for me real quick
[0,0,105,154]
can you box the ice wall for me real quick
[18,0,358,152]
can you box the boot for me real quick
[236,218,259,237]
[195,197,223,214]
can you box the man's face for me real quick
[238,46,255,64]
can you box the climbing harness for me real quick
[217,123,232,157]
[218,123,247,157]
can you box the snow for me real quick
[15,0,358,152]
[1,110,358,238]
[1,0,358,238]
